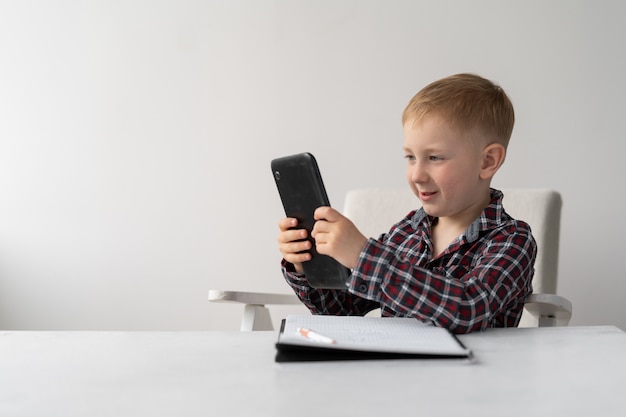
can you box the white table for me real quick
[1,326,625,416]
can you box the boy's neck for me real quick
[431,190,492,257]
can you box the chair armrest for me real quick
[524,293,573,327]
[208,290,301,331]
[208,290,300,306]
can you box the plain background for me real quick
[0,1,624,331]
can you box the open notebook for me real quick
[275,314,472,362]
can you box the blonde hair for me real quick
[402,73,515,148]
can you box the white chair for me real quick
[209,188,573,330]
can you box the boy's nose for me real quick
[409,163,428,183]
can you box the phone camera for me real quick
[274,170,281,180]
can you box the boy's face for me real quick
[403,115,491,223]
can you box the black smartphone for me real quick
[271,152,350,289]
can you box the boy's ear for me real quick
[479,143,506,180]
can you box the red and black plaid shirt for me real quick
[282,189,537,334]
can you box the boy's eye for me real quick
[404,155,416,162]
[429,155,443,161]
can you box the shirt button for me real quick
[358,284,367,292]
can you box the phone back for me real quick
[271,153,350,289]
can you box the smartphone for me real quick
[271,152,350,289]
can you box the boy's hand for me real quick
[312,207,367,269]
[277,217,312,273]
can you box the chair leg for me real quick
[241,304,274,331]
[538,316,557,327]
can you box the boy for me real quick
[276,73,536,334]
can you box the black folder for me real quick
[275,315,472,363]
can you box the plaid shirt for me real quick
[282,189,537,334]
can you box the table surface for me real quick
[1,325,625,417]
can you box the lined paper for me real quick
[279,315,470,356]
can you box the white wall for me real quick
[0,1,624,330]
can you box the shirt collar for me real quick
[410,188,507,243]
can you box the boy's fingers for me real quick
[278,217,299,231]
[278,228,307,244]
[285,252,311,264]
[314,206,340,221]
[281,239,311,253]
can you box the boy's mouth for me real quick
[419,191,438,200]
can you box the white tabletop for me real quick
[1,325,625,416]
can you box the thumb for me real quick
[314,206,342,222]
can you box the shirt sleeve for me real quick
[348,223,536,334]
[281,259,379,316]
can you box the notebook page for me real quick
[280,314,468,355]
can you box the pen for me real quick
[297,327,337,344]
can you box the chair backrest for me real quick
[342,188,562,325]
